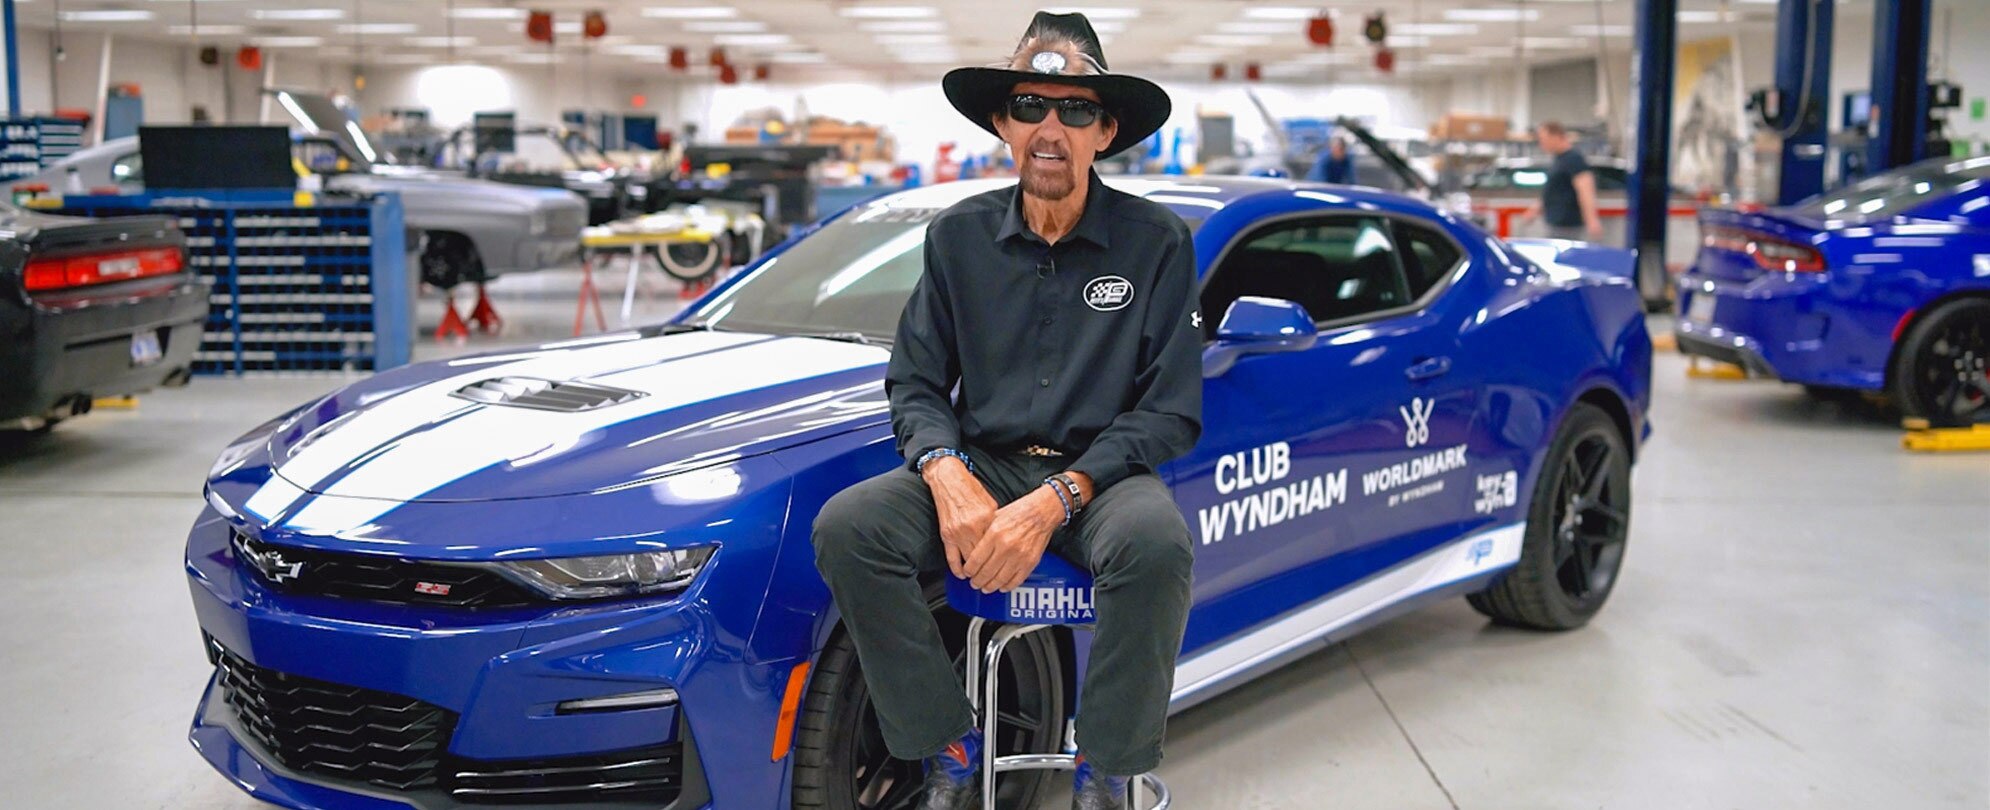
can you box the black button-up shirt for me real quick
[886,170,1203,492]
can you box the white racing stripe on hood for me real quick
[272,330,763,495]
[277,336,887,534]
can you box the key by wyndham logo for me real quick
[1008,586,1096,622]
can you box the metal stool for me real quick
[946,555,1170,810]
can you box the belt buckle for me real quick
[1021,445,1064,458]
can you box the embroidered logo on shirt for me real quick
[1084,275,1134,312]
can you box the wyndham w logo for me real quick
[1008,586,1096,622]
[1084,276,1134,312]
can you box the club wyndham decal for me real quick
[1085,275,1135,311]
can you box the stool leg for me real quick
[964,617,987,711]
[980,629,1011,810]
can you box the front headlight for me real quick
[492,546,716,600]
[529,210,549,236]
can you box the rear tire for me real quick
[1468,403,1632,630]
[792,585,1062,810]
[1890,298,1990,427]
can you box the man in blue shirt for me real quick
[1306,136,1355,184]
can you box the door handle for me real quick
[1405,356,1452,381]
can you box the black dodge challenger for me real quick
[0,202,205,430]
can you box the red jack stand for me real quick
[573,256,608,336]
[435,289,470,343]
[467,283,503,335]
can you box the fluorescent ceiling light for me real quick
[251,36,326,47]
[896,52,959,63]
[873,34,948,44]
[1193,34,1271,47]
[1243,7,1334,21]
[641,6,737,19]
[1444,8,1542,22]
[1570,24,1633,36]
[448,7,526,19]
[838,6,938,19]
[406,36,477,47]
[683,21,767,32]
[337,23,419,34]
[1394,23,1479,36]
[373,54,439,65]
[507,52,564,63]
[713,34,793,46]
[1041,6,1139,19]
[168,24,246,35]
[857,20,943,32]
[1163,51,1226,64]
[251,8,344,20]
[1421,54,1484,65]
[60,10,155,21]
[1217,21,1305,34]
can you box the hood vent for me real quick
[452,377,645,412]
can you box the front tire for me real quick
[1468,403,1633,630]
[792,586,1063,810]
[419,232,484,290]
[1891,298,1990,427]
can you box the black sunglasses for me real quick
[1006,94,1107,128]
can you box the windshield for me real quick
[685,205,1205,341]
[1793,155,1990,221]
[270,90,391,167]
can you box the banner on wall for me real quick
[1672,37,1751,196]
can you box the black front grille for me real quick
[446,744,684,805]
[210,638,457,792]
[233,530,539,609]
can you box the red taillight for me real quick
[1702,226,1825,273]
[22,247,184,292]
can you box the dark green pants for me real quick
[811,448,1194,776]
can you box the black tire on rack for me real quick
[652,231,730,282]
[791,584,1061,810]
[1890,297,1990,428]
[1467,402,1633,631]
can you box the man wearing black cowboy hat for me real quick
[811,10,1199,810]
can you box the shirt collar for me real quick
[995,170,1113,249]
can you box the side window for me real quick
[1391,221,1463,300]
[111,153,143,184]
[1201,215,1413,337]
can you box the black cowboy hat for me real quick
[941,11,1171,160]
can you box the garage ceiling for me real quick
[21,0,1847,80]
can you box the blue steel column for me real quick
[1774,0,1832,204]
[1628,0,1678,307]
[1867,0,1931,173]
[4,0,20,117]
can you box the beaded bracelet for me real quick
[1050,472,1085,512]
[916,447,974,475]
[1042,478,1075,526]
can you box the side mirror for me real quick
[1203,296,1319,378]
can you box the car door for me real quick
[1172,211,1478,656]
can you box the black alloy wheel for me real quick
[1468,403,1632,630]
[1893,298,1990,427]
[792,587,1063,810]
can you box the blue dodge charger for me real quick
[188,176,1651,809]
[1677,155,1990,425]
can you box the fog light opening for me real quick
[555,687,680,715]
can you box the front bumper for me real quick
[184,507,791,809]
[0,277,207,423]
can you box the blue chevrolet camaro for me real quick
[1677,155,1990,425]
[188,176,1652,810]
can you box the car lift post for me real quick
[1772,0,1834,204]
[1627,0,1679,310]
[3,0,20,116]
[1867,0,1933,174]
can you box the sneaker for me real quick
[917,728,983,810]
[1071,754,1131,810]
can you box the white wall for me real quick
[2,28,338,131]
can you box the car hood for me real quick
[334,168,582,208]
[261,329,890,503]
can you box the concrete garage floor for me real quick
[0,272,1984,809]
